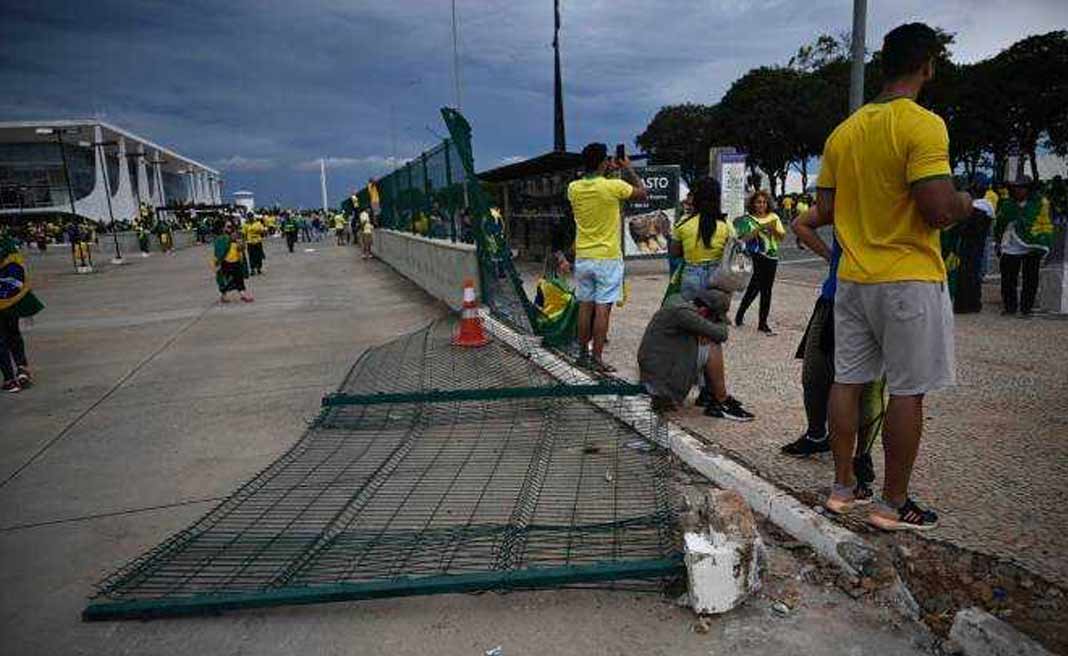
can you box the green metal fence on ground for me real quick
[84,319,680,621]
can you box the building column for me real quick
[135,144,150,210]
[154,153,166,208]
[112,137,137,223]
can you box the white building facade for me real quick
[0,120,222,225]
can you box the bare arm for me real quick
[668,238,683,258]
[616,157,649,201]
[791,206,832,262]
[816,188,835,225]
[912,179,973,229]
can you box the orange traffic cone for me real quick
[453,278,490,347]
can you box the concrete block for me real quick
[682,489,765,614]
[949,607,1053,656]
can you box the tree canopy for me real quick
[636,29,1068,192]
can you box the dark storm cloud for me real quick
[2,0,1062,205]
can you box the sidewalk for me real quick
[559,253,1068,591]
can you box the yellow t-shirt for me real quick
[224,242,241,263]
[984,189,1000,213]
[567,176,633,260]
[674,214,737,264]
[817,96,952,283]
[360,212,373,234]
[245,221,265,245]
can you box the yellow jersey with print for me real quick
[817,97,951,283]
[567,176,633,260]
[224,242,242,263]
[674,214,737,264]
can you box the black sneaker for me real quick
[695,387,712,407]
[705,397,754,422]
[781,435,830,456]
[758,325,776,336]
[868,498,939,531]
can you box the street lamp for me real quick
[82,139,124,264]
[35,126,87,272]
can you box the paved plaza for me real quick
[588,251,1068,589]
[1,238,935,655]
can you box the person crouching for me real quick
[638,288,752,421]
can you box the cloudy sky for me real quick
[2,0,1063,206]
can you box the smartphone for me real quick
[615,143,626,162]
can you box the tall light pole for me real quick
[319,158,329,214]
[35,126,83,272]
[849,0,867,113]
[85,139,124,264]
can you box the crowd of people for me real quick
[562,22,1065,533]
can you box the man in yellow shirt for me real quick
[814,23,973,531]
[244,215,267,275]
[566,143,647,371]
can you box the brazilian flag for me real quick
[0,237,43,317]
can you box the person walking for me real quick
[817,22,973,531]
[566,142,647,372]
[668,176,754,421]
[244,214,267,275]
[994,174,1054,317]
[358,208,374,260]
[212,221,253,303]
[734,190,786,334]
[281,213,299,253]
[0,230,44,393]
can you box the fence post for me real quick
[444,140,456,242]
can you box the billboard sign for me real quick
[718,153,748,222]
[622,165,681,258]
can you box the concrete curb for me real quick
[483,315,920,619]
[949,607,1055,656]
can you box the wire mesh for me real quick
[85,318,680,620]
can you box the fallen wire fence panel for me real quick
[84,319,681,621]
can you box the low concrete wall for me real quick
[97,229,200,256]
[371,229,480,310]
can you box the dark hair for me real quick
[581,143,608,173]
[881,23,941,80]
[691,177,724,249]
[746,190,774,215]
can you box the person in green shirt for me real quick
[733,190,787,334]
[281,213,300,253]
[0,232,44,392]
[994,174,1054,317]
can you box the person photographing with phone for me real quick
[566,142,648,372]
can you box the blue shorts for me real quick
[574,258,624,304]
[680,262,717,302]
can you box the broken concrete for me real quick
[948,607,1054,656]
[681,489,766,614]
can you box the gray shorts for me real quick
[834,280,955,396]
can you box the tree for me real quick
[990,31,1068,180]
[716,66,807,196]
[635,103,719,185]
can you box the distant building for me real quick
[233,191,255,213]
[0,120,221,224]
